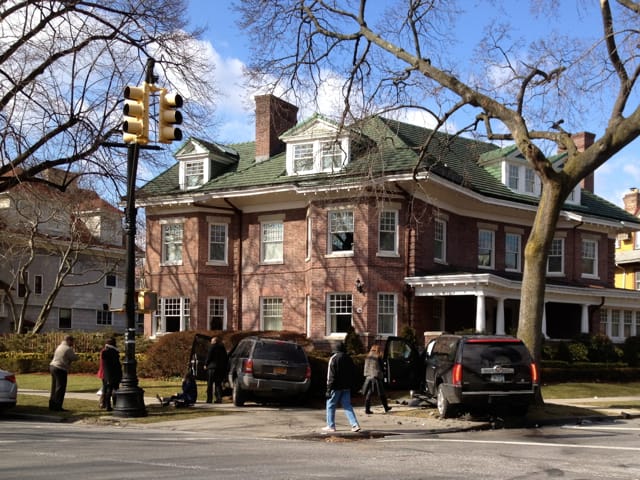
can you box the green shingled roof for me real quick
[137,115,638,225]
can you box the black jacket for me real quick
[327,351,356,391]
[205,342,229,381]
[101,345,122,387]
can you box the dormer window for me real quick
[289,139,348,175]
[281,115,350,176]
[184,160,204,189]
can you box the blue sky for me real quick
[186,1,639,208]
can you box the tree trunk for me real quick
[517,181,565,403]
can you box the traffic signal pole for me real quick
[112,58,157,418]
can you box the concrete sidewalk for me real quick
[16,389,640,438]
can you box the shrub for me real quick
[399,325,418,348]
[344,326,364,355]
[587,333,621,363]
[623,336,640,367]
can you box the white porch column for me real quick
[475,294,486,333]
[495,297,505,335]
[541,302,548,338]
[580,304,590,334]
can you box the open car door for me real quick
[189,333,212,380]
[383,336,422,390]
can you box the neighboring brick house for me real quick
[138,94,640,346]
[0,171,127,333]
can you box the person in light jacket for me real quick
[49,335,79,411]
[362,344,391,414]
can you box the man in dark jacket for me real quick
[100,337,122,412]
[322,342,361,433]
[205,336,228,403]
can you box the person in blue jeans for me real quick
[322,342,361,433]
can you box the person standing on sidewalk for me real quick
[322,342,361,433]
[49,335,79,412]
[362,344,391,414]
[205,336,228,404]
[100,337,122,412]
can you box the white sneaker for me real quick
[351,425,361,432]
[321,426,336,433]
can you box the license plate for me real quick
[273,366,287,375]
[490,374,504,383]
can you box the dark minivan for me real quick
[384,334,538,418]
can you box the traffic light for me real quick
[158,88,183,143]
[122,84,149,144]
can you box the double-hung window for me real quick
[378,210,398,255]
[328,210,354,254]
[434,219,446,262]
[327,293,352,334]
[208,223,228,264]
[208,297,226,330]
[508,164,519,190]
[321,142,342,170]
[478,229,495,268]
[261,297,283,330]
[261,221,284,263]
[161,223,183,265]
[547,238,564,275]
[184,160,205,189]
[293,144,314,173]
[377,293,396,335]
[505,232,521,271]
[581,239,598,277]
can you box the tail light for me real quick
[4,374,16,384]
[452,363,463,386]
[305,365,312,380]
[530,362,539,385]
[242,358,253,374]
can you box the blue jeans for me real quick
[326,389,359,428]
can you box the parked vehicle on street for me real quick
[0,368,17,409]
[227,336,311,406]
[384,334,538,418]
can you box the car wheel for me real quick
[232,378,245,406]
[436,384,451,418]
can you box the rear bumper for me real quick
[445,384,535,407]
[238,375,310,397]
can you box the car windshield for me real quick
[254,342,307,362]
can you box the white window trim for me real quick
[286,137,350,175]
[260,297,284,331]
[581,238,599,279]
[207,296,227,330]
[505,232,522,272]
[160,218,184,266]
[547,237,565,276]
[377,209,399,257]
[207,221,229,265]
[326,209,355,257]
[260,220,284,264]
[478,228,495,270]
[325,292,353,337]
[377,292,397,336]
[434,218,447,264]
[179,158,209,191]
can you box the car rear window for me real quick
[253,342,308,363]
[462,342,530,367]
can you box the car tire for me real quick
[436,384,452,418]
[232,378,245,406]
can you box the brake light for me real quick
[530,362,539,385]
[4,374,16,384]
[305,365,312,380]
[242,359,253,374]
[452,363,462,385]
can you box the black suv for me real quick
[227,337,311,406]
[384,335,538,418]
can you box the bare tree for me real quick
[0,181,125,333]
[0,0,216,201]
[235,0,640,364]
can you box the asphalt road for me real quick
[2,416,640,479]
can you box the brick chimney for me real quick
[558,132,595,193]
[623,188,640,216]
[254,95,298,163]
